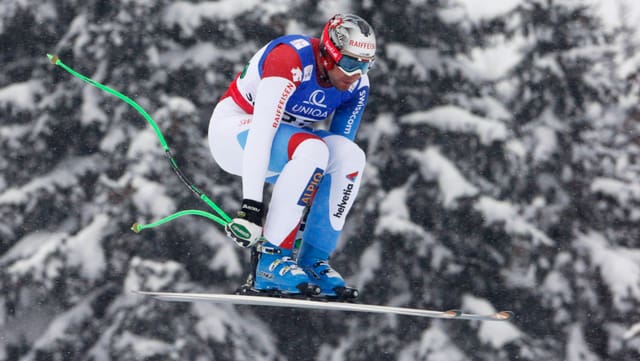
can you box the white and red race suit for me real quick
[208,34,369,256]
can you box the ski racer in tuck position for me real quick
[208,14,376,298]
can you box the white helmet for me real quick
[321,14,376,75]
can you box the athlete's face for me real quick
[327,66,361,91]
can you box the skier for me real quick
[208,14,376,297]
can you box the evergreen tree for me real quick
[1,1,639,360]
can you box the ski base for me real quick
[134,290,513,321]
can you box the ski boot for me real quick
[297,242,359,300]
[238,240,320,296]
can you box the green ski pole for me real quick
[47,54,232,230]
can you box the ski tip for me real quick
[131,223,141,233]
[494,311,514,321]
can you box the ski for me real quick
[134,291,513,321]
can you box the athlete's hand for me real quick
[225,199,264,248]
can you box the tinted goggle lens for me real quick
[337,55,373,75]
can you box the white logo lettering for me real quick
[303,90,327,108]
[291,104,329,118]
[344,90,367,134]
[273,83,295,128]
[290,38,311,50]
[303,65,313,82]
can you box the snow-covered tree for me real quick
[1,0,639,360]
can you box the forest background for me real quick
[1,0,640,360]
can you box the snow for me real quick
[401,105,508,145]
[114,331,173,358]
[1,231,65,264]
[199,227,243,277]
[462,294,523,348]
[208,242,243,276]
[566,323,599,361]
[408,147,478,207]
[416,326,468,361]
[541,270,573,309]
[1,297,61,360]
[461,35,526,81]
[130,176,176,219]
[123,128,177,219]
[65,14,90,56]
[160,42,248,69]
[99,126,127,152]
[455,0,521,22]
[31,296,94,350]
[398,324,468,361]
[591,177,640,205]
[163,1,262,37]
[385,43,434,80]
[316,335,354,361]
[624,323,640,340]
[191,302,280,360]
[474,196,555,246]
[123,257,187,292]
[456,0,640,84]
[386,43,477,81]
[317,0,352,19]
[3,1,640,359]
[505,138,527,159]
[375,183,426,236]
[374,183,453,269]
[578,231,640,311]
[449,0,526,81]
[66,214,109,282]
[591,0,640,31]
[4,232,66,286]
[532,124,559,163]
[194,303,229,342]
[0,155,103,206]
[81,85,109,126]
[353,242,381,291]
[126,128,163,161]
[164,96,197,115]
[2,215,108,285]
[0,80,38,111]
[0,1,54,32]
[467,95,512,121]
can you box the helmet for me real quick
[321,14,376,75]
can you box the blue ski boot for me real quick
[250,241,320,296]
[297,242,359,299]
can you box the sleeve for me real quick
[261,44,303,85]
[242,77,296,202]
[328,76,370,141]
[241,45,301,202]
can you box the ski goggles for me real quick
[336,54,374,76]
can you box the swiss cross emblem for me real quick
[291,67,302,82]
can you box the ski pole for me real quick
[46,54,232,230]
[131,209,227,232]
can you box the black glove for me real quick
[237,199,264,226]
[225,199,265,248]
